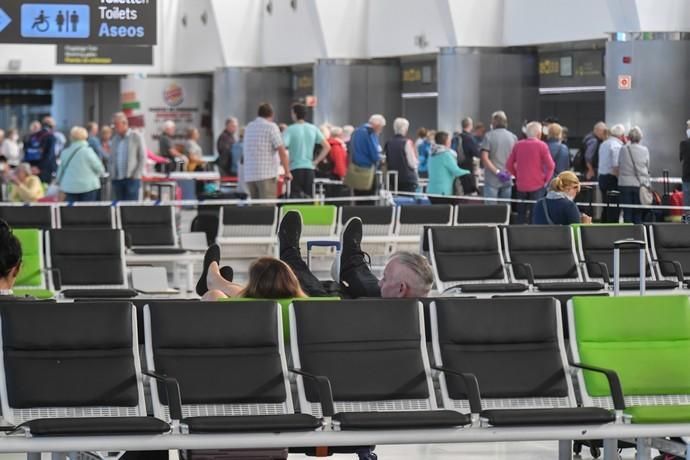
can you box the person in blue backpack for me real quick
[416,128,432,178]
[23,116,57,184]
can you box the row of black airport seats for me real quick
[0,204,180,249]
[426,223,690,294]
[1,296,688,458]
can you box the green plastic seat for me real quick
[222,296,340,339]
[13,229,54,299]
[570,295,690,424]
[280,205,337,239]
[625,405,690,424]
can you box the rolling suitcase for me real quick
[574,238,648,459]
[612,238,647,296]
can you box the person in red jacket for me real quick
[327,126,348,179]
[506,121,555,224]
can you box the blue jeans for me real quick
[483,183,512,204]
[64,190,100,202]
[683,182,690,210]
[112,179,141,201]
[620,185,642,224]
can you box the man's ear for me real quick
[398,281,408,298]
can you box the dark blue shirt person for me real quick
[532,171,591,225]
[350,115,386,167]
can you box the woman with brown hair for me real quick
[201,245,306,300]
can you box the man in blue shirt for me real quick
[351,114,385,168]
[349,114,386,201]
[283,103,330,197]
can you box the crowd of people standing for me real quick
[1,104,688,225]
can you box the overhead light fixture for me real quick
[266,0,273,15]
[290,0,297,10]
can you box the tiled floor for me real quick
[0,442,645,459]
[289,442,632,459]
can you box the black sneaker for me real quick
[335,217,372,283]
[279,210,303,256]
[196,243,221,296]
[219,265,234,283]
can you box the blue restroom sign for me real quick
[0,0,157,45]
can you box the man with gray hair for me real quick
[480,110,517,203]
[582,121,608,180]
[159,120,186,171]
[598,123,625,222]
[505,121,555,224]
[384,117,418,193]
[349,114,386,199]
[110,112,147,201]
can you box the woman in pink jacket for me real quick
[506,121,555,224]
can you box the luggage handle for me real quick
[306,240,341,270]
[613,239,646,296]
[307,241,341,251]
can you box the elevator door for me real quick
[403,96,437,137]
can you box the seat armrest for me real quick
[144,371,183,422]
[45,267,62,291]
[584,261,611,285]
[442,285,464,295]
[289,368,335,417]
[657,259,685,284]
[506,262,535,285]
[432,366,482,414]
[569,362,625,411]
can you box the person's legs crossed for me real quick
[338,217,381,298]
[278,211,328,297]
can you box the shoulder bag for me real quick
[624,145,654,206]
[344,162,375,191]
[49,146,85,200]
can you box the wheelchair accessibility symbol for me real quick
[21,4,89,38]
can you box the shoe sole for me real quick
[279,210,304,257]
[333,217,363,283]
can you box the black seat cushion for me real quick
[61,289,138,299]
[333,410,470,430]
[131,248,186,255]
[619,280,678,290]
[481,407,615,427]
[535,281,604,292]
[183,414,321,433]
[21,417,170,436]
[456,283,528,293]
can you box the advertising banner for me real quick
[120,76,213,156]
